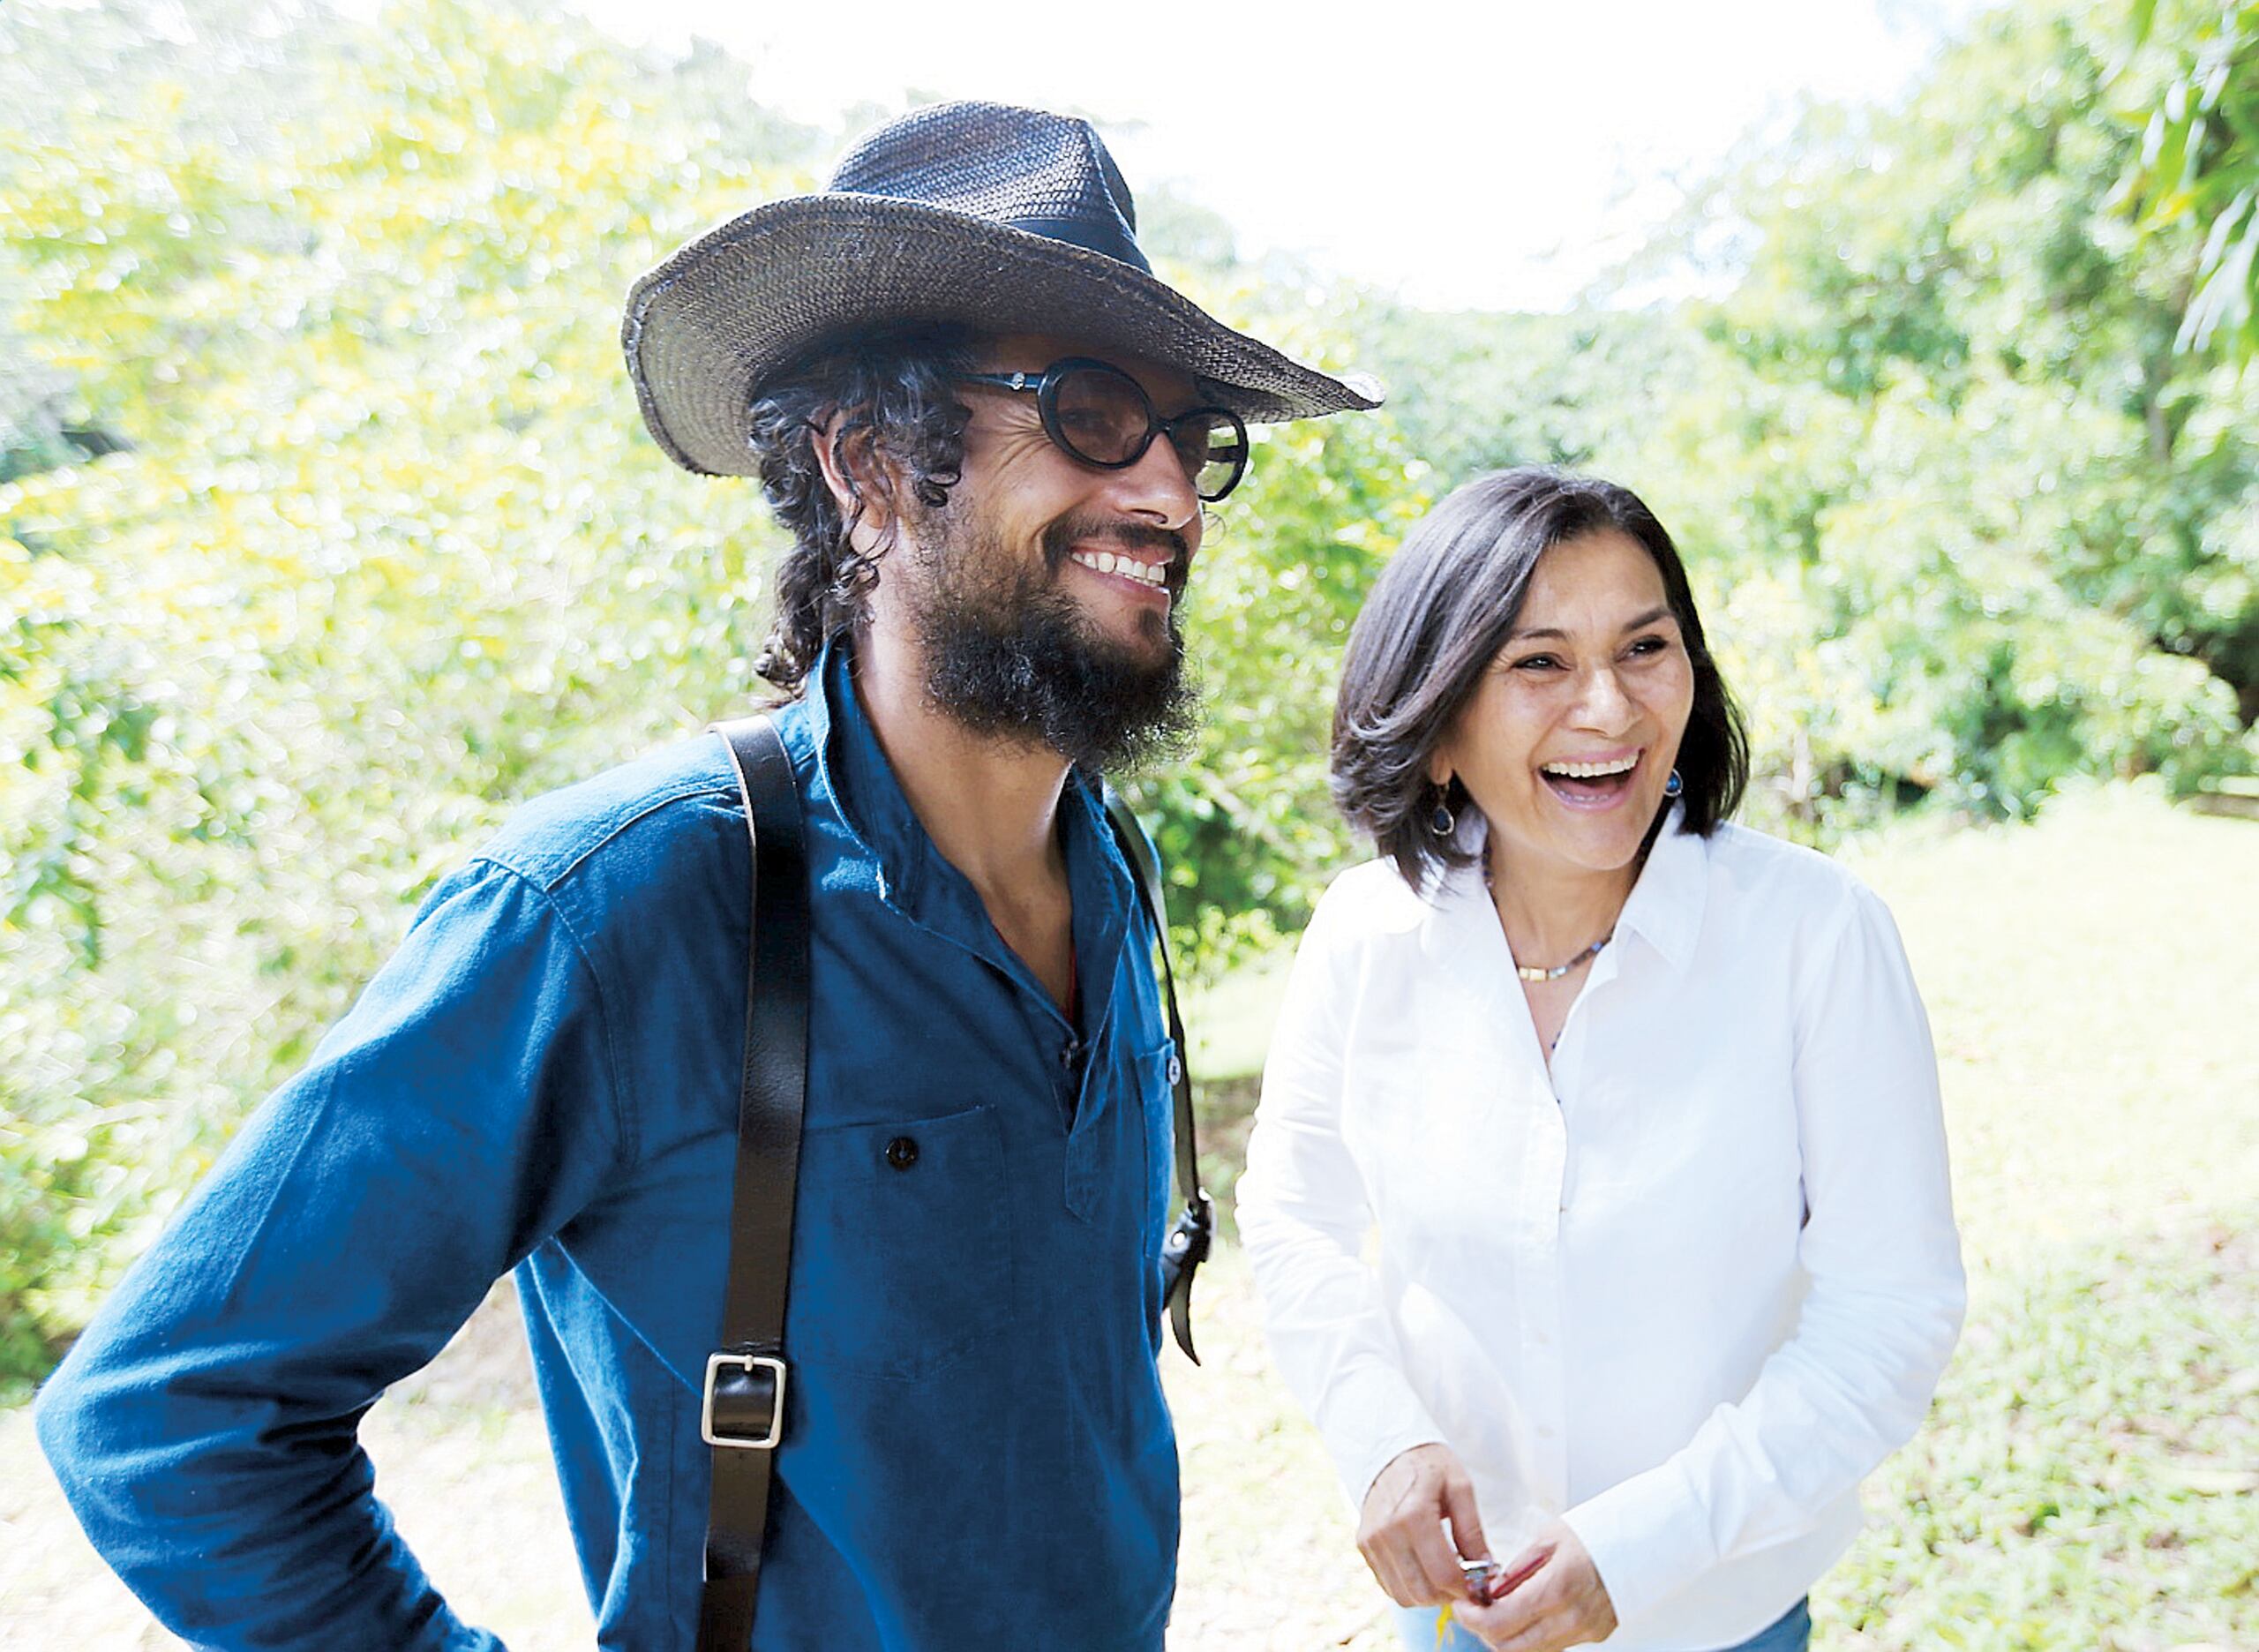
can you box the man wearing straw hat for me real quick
[37,101,1378,1649]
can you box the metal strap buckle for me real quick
[701,1351,788,1450]
[1159,1193,1213,1296]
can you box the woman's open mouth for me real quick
[1538,750,1641,809]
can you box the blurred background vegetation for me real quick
[2,0,2255,1404]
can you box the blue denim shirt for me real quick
[35,641,1182,1650]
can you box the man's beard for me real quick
[901,503,1199,775]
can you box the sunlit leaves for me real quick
[2118,0,2259,365]
[1396,0,2259,837]
[3,0,2257,1391]
[0,0,808,1379]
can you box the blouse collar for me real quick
[1418,803,1710,977]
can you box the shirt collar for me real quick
[1610,803,1708,971]
[809,634,927,907]
[803,633,1133,1028]
[1419,803,1709,974]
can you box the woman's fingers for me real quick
[1439,1472,1490,1581]
[1355,1443,1490,1605]
[1354,1452,1430,1604]
[1355,1516,1415,1605]
[1459,1524,1617,1652]
[1412,1514,1475,1606]
[1368,1528,1459,1608]
[1462,1571,1572,1651]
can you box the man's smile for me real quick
[1069,546,1171,591]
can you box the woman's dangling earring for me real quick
[1664,769,1685,799]
[1429,788,1457,837]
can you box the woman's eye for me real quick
[1627,635,1668,657]
[1512,655,1560,672]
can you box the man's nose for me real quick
[1103,432,1203,538]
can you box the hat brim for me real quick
[622,194,1385,477]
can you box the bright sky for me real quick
[561,0,1998,312]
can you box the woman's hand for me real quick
[1356,1443,1492,1607]
[1454,1520,1617,1651]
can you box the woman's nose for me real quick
[1572,664,1635,730]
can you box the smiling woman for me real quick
[1236,468,1966,1652]
[1429,532,1695,942]
[1330,469,1746,897]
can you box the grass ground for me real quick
[4,783,2254,1649]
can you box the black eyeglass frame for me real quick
[956,357,1251,502]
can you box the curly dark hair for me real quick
[1332,466,1749,891]
[745,323,980,689]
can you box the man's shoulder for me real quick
[473,732,746,903]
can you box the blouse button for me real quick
[883,1136,919,1171]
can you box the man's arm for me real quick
[34,857,630,1651]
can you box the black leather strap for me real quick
[691,736,1198,1646]
[1102,790,1213,1366]
[699,717,809,1652]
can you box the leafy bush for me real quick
[4,0,2255,1384]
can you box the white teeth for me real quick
[1542,755,1639,779]
[1072,550,1166,587]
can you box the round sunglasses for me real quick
[957,357,1250,502]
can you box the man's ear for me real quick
[810,415,898,553]
[808,414,854,514]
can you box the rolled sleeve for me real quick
[34,858,629,1651]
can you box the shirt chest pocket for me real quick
[786,1102,1008,1382]
[1136,1041,1179,1286]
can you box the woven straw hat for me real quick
[622,101,1384,477]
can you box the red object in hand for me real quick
[1461,1546,1553,1604]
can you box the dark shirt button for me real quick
[883,1136,919,1170]
[1059,1037,1082,1071]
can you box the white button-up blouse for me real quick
[1235,813,1965,1650]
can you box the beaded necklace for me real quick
[1482,841,1616,983]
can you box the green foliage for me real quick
[2120,0,2259,366]
[3,0,2257,1387]
[0,0,1422,1375]
[1369,0,2257,834]
[1696,0,2259,804]
[1819,1217,2259,1650]
[1132,277,1438,969]
[0,0,814,1379]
